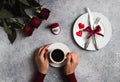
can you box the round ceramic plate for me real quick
[73,12,112,50]
[48,43,70,67]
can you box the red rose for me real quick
[38,8,50,20]
[29,17,42,28]
[23,25,35,36]
[51,23,59,28]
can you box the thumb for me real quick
[66,52,71,65]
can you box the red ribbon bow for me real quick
[84,25,104,39]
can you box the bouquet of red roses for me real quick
[0,0,50,43]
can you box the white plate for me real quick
[73,12,112,50]
[48,43,70,67]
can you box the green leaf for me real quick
[11,22,25,29]
[10,0,16,5]
[27,0,40,7]
[0,0,4,3]
[19,0,30,6]
[7,27,16,44]
[0,8,14,18]
[2,19,16,43]
[3,19,12,34]
[0,1,4,9]
[9,0,16,6]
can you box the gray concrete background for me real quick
[0,0,120,82]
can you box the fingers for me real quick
[71,52,80,64]
[44,49,49,59]
[35,48,41,60]
[35,45,49,59]
[66,52,80,64]
[40,45,49,58]
[66,52,72,65]
[35,47,43,61]
[38,47,43,56]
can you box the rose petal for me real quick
[23,25,35,36]
[38,8,50,20]
[29,17,42,28]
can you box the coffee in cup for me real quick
[50,49,66,64]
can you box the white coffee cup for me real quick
[49,49,66,64]
[48,43,70,67]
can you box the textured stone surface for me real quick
[0,0,120,82]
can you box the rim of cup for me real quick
[49,49,66,64]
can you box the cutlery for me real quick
[86,8,94,28]
[84,8,94,50]
[84,8,101,50]
[84,17,100,50]
[92,17,101,50]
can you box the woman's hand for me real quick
[35,45,49,74]
[65,52,80,75]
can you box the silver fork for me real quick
[84,17,101,50]
[92,17,101,50]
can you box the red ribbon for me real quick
[84,25,104,39]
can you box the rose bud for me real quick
[29,17,42,28]
[23,25,35,36]
[51,23,61,35]
[38,8,50,20]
